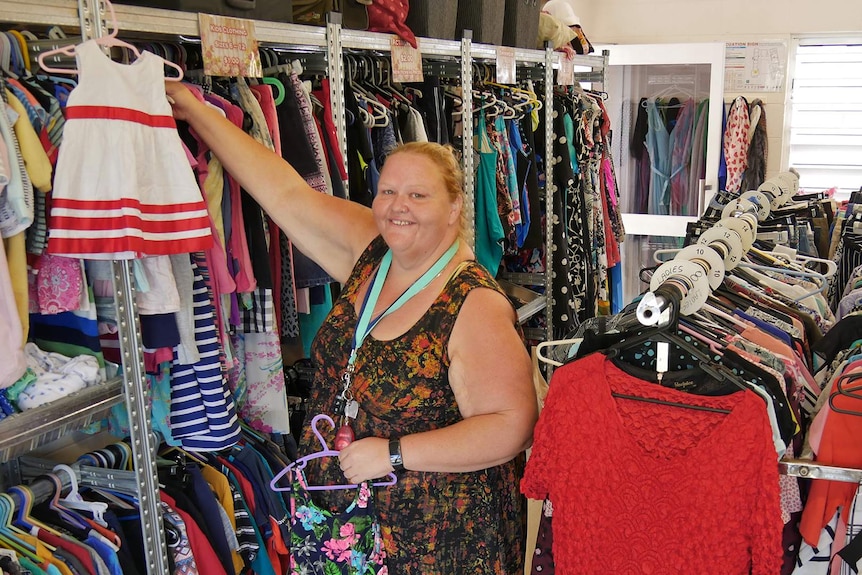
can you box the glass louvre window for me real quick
[788,39,862,202]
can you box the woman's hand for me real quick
[164,81,196,122]
[338,436,392,484]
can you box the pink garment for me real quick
[313,79,349,181]
[249,84,281,157]
[34,254,83,314]
[723,96,750,194]
[216,96,257,295]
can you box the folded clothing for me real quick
[17,343,102,410]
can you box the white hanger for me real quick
[36,0,183,81]
[536,337,584,367]
[52,464,108,524]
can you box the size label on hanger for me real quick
[199,13,262,78]
[496,47,516,84]
[391,37,423,83]
[557,55,575,86]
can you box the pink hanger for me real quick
[36,0,183,81]
[270,414,398,492]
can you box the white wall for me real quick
[564,0,862,178]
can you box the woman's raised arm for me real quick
[166,81,379,283]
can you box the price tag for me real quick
[496,46,516,84]
[557,55,575,86]
[199,13,262,78]
[656,341,670,374]
[391,37,423,83]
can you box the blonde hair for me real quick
[387,142,472,244]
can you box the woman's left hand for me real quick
[338,436,393,484]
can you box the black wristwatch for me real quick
[388,437,404,472]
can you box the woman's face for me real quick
[372,152,462,261]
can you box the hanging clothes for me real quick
[47,40,212,259]
[523,352,783,575]
[723,95,751,195]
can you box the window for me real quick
[788,38,862,203]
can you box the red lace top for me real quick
[522,352,782,575]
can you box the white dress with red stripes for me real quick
[48,40,212,259]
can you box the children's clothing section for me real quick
[4,432,296,575]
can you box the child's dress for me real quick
[289,471,387,575]
[48,39,212,259]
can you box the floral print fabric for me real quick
[301,236,526,574]
[289,473,386,575]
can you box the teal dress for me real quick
[474,112,505,274]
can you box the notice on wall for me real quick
[391,37,424,83]
[724,42,786,92]
[199,13,262,78]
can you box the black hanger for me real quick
[597,298,750,414]
[829,372,862,416]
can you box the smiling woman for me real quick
[166,81,537,574]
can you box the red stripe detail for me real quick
[51,214,212,234]
[65,105,177,128]
[51,197,205,214]
[48,235,213,257]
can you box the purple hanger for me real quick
[270,414,398,492]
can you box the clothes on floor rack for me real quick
[7,428,295,575]
[527,175,862,575]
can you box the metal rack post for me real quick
[84,1,169,572]
[461,31,475,251]
[544,43,556,341]
[327,11,347,199]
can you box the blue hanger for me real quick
[270,414,397,492]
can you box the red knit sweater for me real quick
[522,353,783,575]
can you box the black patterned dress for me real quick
[299,236,526,575]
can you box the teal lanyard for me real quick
[350,239,460,368]
[337,239,461,416]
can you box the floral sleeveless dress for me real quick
[300,236,526,575]
[289,472,386,574]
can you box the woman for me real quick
[165,81,537,574]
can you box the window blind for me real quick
[789,39,862,202]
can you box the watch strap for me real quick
[388,437,404,472]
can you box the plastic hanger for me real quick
[0,494,39,561]
[6,485,63,536]
[734,259,828,302]
[36,0,183,81]
[42,472,91,531]
[536,337,584,367]
[270,414,398,492]
[52,464,109,525]
[828,369,862,416]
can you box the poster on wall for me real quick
[724,42,787,92]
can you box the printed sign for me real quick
[557,54,575,86]
[391,37,423,83]
[199,13,262,78]
[725,42,786,92]
[496,46,516,84]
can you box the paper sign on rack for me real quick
[557,54,575,86]
[199,13,262,78]
[496,46,516,84]
[391,37,423,83]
